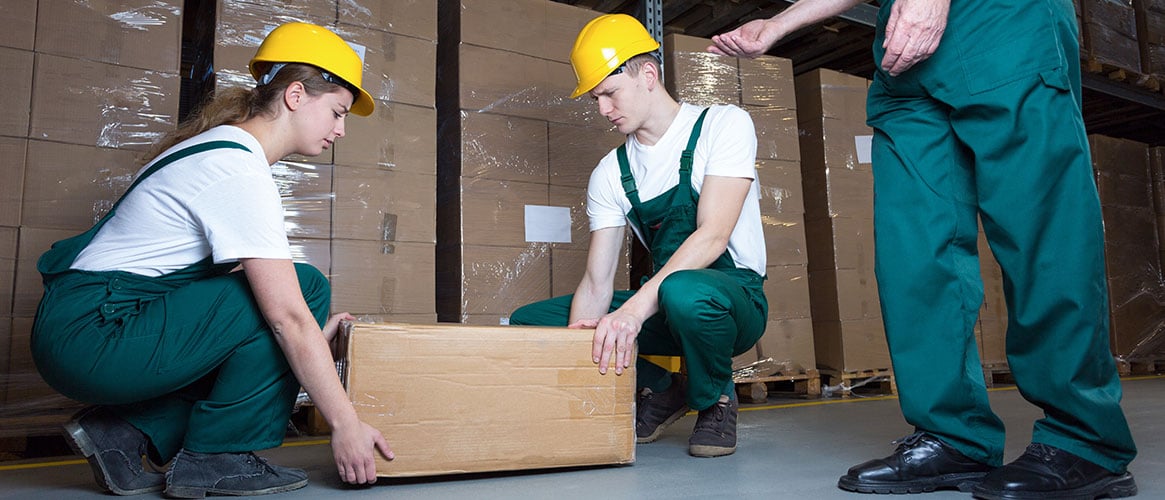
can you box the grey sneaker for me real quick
[164,449,308,498]
[688,396,738,457]
[62,406,165,495]
[636,373,689,443]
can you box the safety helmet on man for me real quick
[249,22,375,116]
[568,13,661,99]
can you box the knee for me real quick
[658,271,727,322]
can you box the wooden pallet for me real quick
[981,363,1014,388]
[734,368,821,403]
[1116,357,1165,377]
[1084,57,1163,94]
[819,368,896,398]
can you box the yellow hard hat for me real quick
[569,14,661,98]
[249,22,375,116]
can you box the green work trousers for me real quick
[32,263,330,461]
[868,0,1135,472]
[509,268,766,411]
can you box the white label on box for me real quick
[524,205,572,243]
[855,135,873,164]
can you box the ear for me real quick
[283,81,306,111]
[641,60,661,91]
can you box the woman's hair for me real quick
[143,63,348,163]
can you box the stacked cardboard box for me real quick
[663,34,815,376]
[1090,135,1165,360]
[975,227,1008,372]
[795,69,890,375]
[435,0,627,325]
[1135,0,1165,76]
[5,0,184,436]
[1080,0,1142,72]
[211,0,439,323]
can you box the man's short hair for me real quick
[622,52,661,77]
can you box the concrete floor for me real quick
[1,376,1162,500]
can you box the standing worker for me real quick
[509,13,769,458]
[711,0,1137,498]
[32,22,393,497]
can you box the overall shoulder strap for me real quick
[679,107,710,179]
[616,144,642,207]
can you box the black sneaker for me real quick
[972,443,1137,500]
[688,396,738,457]
[636,373,689,443]
[838,432,994,494]
[164,449,308,498]
[62,406,165,496]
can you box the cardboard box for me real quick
[1081,0,1140,71]
[0,0,36,50]
[29,53,179,150]
[764,264,813,320]
[455,44,595,127]
[333,167,436,243]
[0,47,33,138]
[330,240,435,315]
[734,317,816,375]
[334,24,436,108]
[272,161,333,240]
[457,111,549,183]
[813,318,891,373]
[548,122,623,189]
[457,244,552,318]
[547,185,588,251]
[334,101,436,174]
[0,228,15,317]
[664,34,740,107]
[739,56,797,109]
[342,322,634,477]
[35,0,182,73]
[287,237,330,277]
[755,159,805,223]
[748,106,801,162]
[0,137,26,228]
[457,0,596,63]
[21,140,141,231]
[457,178,550,247]
[338,0,437,41]
[13,228,74,317]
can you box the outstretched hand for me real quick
[708,18,780,58]
[331,420,393,485]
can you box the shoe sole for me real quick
[688,444,736,458]
[63,416,165,496]
[837,471,988,494]
[970,472,1137,500]
[164,478,309,499]
[636,405,690,444]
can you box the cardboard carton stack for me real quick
[663,34,816,380]
[4,0,185,437]
[211,0,439,324]
[435,0,627,325]
[1080,0,1142,73]
[1135,0,1165,77]
[1090,135,1165,362]
[975,227,1008,377]
[794,69,891,378]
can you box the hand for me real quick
[591,311,641,375]
[708,18,781,58]
[568,318,599,329]
[331,419,393,485]
[880,0,949,76]
[322,312,355,343]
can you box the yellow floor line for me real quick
[3,374,1161,472]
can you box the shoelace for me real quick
[693,401,729,432]
[1024,443,1059,462]
[891,431,928,451]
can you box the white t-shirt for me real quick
[587,103,766,275]
[71,125,292,277]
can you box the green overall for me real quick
[510,109,768,410]
[867,0,1136,471]
[31,141,332,462]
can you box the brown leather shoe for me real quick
[838,432,994,494]
[971,443,1136,500]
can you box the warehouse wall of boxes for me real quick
[2,0,1165,456]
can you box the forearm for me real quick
[272,319,360,431]
[776,0,869,30]
[570,274,615,324]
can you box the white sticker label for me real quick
[524,205,572,243]
[855,135,873,164]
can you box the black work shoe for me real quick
[636,373,689,444]
[971,443,1137,500]
[164,449,308,498]
[838,432,994,494]
[63,406,165,496]
[688,396,738,457]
